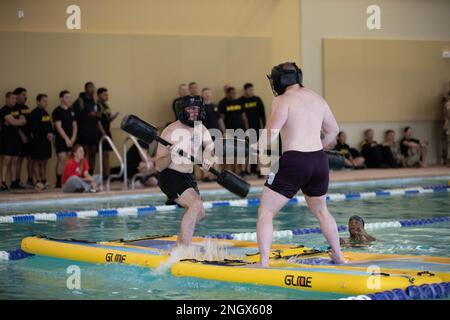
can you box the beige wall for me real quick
[323,38,450,122]
[301,0,450,164]
[0,0,301,182]
[302,0,450,94]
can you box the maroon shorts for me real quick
[264,150,329,198]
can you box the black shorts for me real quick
[31,139,52,160]
[55,136,71,154]
[20,142,31,157]
[78,135,99,148]
[157,168,199,202]
[265,150,329,198]
[1,135,22,157]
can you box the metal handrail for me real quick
[99,135,124,191]
[123,135,151,190]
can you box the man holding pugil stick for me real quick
[156,95,216,246]
[121,95,251,247]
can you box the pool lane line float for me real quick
[1,184,448,224]
[21,235,450,295]
[341,282,450,300]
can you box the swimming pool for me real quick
[1,177,449,300]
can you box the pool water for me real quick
[0,178,449,300]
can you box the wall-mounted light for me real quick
[18,9,25,19]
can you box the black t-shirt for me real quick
[334,142,361,159]
[400,137,420,156]
[16,104,31,136]
[203,103,221,131]
[30,107,52,140]
[240,96,266,130]
[218,98,245,130]
[334,142,351,159]
[1,105,22,140]
[72,93,99,137]
[52,106,75,140]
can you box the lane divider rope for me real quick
[0,184,448,225]
[340,282,450,300]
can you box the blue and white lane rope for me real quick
[0,249,34,261]
[340,282,450,300]
[0,184,448,224]
[205,216,450,241]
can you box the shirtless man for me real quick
[257,62,345,266]
[156,95,216,247]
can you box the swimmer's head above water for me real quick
[348,215,365,237]
[340,215,376,246]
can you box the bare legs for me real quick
[305,195,345,263]
[2,156,18,184]
[257,187,289,266]
[175,188,205,246]
[257,187,345,267]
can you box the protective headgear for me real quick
[267,62,303,96]
[349,215,365,226]
[174,95,206,127]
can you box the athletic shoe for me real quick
[10,181,25,190]
[35,182,45,191]
[0,182,9,192]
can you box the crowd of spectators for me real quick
[1,80,446,194]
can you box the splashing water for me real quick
[157,239,231,273]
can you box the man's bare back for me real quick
[270,86,339,152]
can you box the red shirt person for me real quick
[62,144,101,193]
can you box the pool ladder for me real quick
[122,135,153,190]
[99,134,154,191]
[99,135,124,192]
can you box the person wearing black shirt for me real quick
[188,82,199,96]
[359,129,387,168]
[240,83,266,175]
[400,126,428,167]
[200,87,225,182]
[218,86,249,176]
[201,88,224,133]
[333,131,365,169]
[1,92,27,190]
[29,94,53,189]
[13,87,33,188]
[72,82,99,174]
[172,83,189,121]
[97,88,119,180]
[52,90,77,188]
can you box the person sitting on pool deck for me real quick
[340,215,376,246]
[256,62,346,267]
[155,95,216,247]
[62,144,102,193]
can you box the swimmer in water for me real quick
[340,215,376,246]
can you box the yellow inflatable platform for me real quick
[21,235,450,295]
